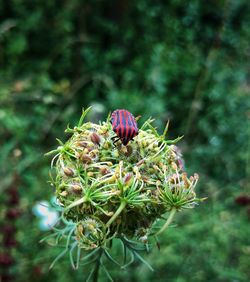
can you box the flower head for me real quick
[45,108,203,271]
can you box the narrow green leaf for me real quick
[81,247,100,262]
[86,266,96,282]
[39,232,58,243]
[134,251,154,272]
[66,227,75,249]
[56,138,64,146]
[78,107,92,127]
[49,249,68,270]
[100,261,114,282]
[69,242,78,269]
[104,250,120,266]
[166,135,184,144]
[121,250,135,269]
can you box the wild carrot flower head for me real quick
[45,108,204,274]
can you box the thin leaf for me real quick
[122,241,127,265]
[49,249,68,270]
[66,227,75,249]
[100,261,114,282]
[81,247,100,262]
[69,242,78,269]
[145,121,158,136]
[39,232,58,243]
[133,251,154,272]
[78,107,92,127]
[121,250,135,269]
[76,246,81,269]
[162,120,170,139]
[79,257,99,267]
[64,124,74,133]
[140,117,155,130]
[86,266,96,282]
[56,138,64,146]
[166,135,184,144]
[44,149,60,156]
[104,250,120,266]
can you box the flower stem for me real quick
[106,201,126,227]
[155,208,176,236]
[93,257,101,282]
[64,196,87,212]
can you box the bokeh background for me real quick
[1,1,250,281]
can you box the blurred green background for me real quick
[1,0,249,281]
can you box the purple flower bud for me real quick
[124,173,133,185]
[79,154,92,163]
[91,132,101,145]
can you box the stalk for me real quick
[92,249,103,282]
[92,258,101,282]
[106,201,126,227]
[64,196,87,212]
[154,208,176,236]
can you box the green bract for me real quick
[45,108,203,275]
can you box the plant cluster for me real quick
[45,108,202,279]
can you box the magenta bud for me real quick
[91,132,101,145]
[124,173,133,185]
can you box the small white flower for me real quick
[32,201,50,217]
[33,200,59,231]
[39,210,59,231]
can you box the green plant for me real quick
[44,108,204,281]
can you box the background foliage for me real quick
[0,0,249,281]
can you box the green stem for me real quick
[106,201,126,227]
[92,257,101,282]
[155,208,176,236]
[64,196,87,212]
